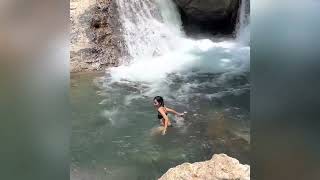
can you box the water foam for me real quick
[103,0,250,112]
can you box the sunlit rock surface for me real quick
[70,0,123,72]
[159,154,250,180]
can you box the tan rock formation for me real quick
[159,154,250,180]
[70,0,123,72]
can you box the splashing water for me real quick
[99,0,251,125]
[106,0,251,138]
[111,0,250,85]
[98,0,250,149]
[71,0,250,179]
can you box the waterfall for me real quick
[116,0,183,61]
[236,0,250,44]
[109,0,250,84]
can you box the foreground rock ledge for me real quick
[159,154,250,180]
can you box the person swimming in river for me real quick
[153,96,185,135]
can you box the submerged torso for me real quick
[157,107,172,126]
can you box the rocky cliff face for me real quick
[70,0,124,72]
[174,0,240,35]
[159,154,250,180]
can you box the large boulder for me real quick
[70,0,124,73]
[174,0,240,34]
[159,154,250,180]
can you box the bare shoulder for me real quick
[164,106,173,111]
[158,106,165,112]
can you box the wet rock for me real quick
[70,0,125,73]
[159,154,250,180]
[174,0,239,21]
[174,0,242,35]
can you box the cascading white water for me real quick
[236,0,250,44]
[116,0,184,60]
[92,2,250,163]
[109,0,250,101]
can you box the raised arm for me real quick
[165,107,184,116]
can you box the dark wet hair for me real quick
[153,96,164,107]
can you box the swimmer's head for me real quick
[153,96,164,108]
